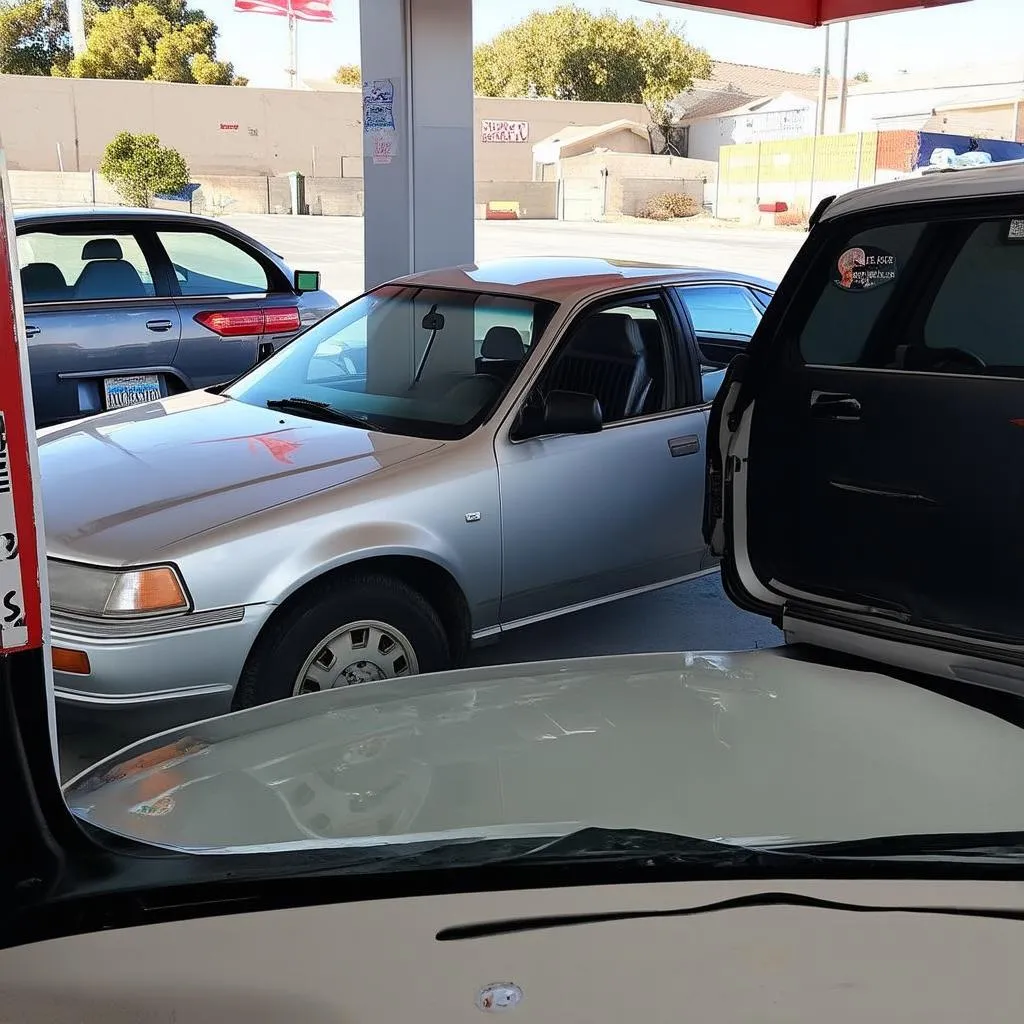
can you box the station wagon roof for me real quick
[822,160,1024,223]
[14,207,217,227]
[391,257,777,304]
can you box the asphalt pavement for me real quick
[57,216,795,779]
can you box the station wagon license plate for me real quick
[103,374,162,410]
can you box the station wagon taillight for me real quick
[194,306,301,338]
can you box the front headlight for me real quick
[48,560,191,619]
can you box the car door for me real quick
[715,201,1024,658]
[153,225,303,389]
[495,289,709,626]
[16,222,181,427]
[674,281,765,368]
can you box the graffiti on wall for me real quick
[482,119,529,144]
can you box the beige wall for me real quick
[930,103,1017,140]
[0,74,648,183]
[557,127,651,161]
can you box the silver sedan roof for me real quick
[392,256,777,304]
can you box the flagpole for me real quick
[287,0,296,88]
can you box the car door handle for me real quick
[146,319,175,333]
[810,391,861,420]
[24,325,39,338]
[668,435,701,457]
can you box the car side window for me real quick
[924,219,1024,369]
[797,221,926,366]
[156,230,270,296]
[676,284,762,338]
[527,294,677,428]
[17,229,157,302]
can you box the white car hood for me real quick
[65,648,1024,854]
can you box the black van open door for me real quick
[706,163,1024,694]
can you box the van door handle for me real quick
[24,325,40,338]
[668,435,701,457]
[146,319,174,333]
[810,391,861,420]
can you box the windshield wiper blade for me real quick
[266,397,383,431]
[502,827,788,867]
[780,829,1024,863]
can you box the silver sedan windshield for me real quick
[226,285,556,439]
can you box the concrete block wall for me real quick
[618,177,705,217]
[307,177,364,216]
[475,181,557,219]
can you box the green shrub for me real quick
[100,131,190,208]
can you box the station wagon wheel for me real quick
[293,619,419,695]
[232,571,451,710]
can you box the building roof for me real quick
[532,119,648,156]
[821,159,1024,223]
[701,60,831,97]
[848,62,1024,96]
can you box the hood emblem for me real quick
[476,983,523,1012]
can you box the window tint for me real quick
[531,295,676,426]
[17,229,156,302]
[925,220,1024,367]
[157,230,270,296]
[798,222,925,366]
[677,284,762,337]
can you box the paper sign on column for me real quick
[0,412,28,650]
[363,78,398,165]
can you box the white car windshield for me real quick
[226,284,557,439]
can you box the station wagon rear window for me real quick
[17,230,157,302]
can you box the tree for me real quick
[59,0,239,82]
[334,62,360,86]
[100,130,189,207]
[473,6,711,121]
[0,0,71,75]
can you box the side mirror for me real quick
[294,269,321,293]
[540,390,602,436]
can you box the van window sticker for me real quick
[832,246,898,291]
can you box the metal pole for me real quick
[287,4,296,89]
[816,24,831,136]
[838,21,851,134]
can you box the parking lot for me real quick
[224,214,805,303]
[57,216,798,778]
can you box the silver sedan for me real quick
[39,257,774,726]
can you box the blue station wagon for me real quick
[15,208,336,427]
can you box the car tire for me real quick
[233,572,451,710]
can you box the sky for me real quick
[204,0,1024,91]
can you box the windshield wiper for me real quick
[780,829,1024,863]
[266,397,384,432]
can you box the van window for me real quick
[798,222,925,366]
[925,219,1024,367]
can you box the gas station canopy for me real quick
[648,0,967,26]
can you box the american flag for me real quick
[233,0,333,21]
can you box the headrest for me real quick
[82,238,124,261]
[570,312,643,359]
[20,262,68,301]
[481,325,526,361]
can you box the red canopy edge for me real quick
[651,0,968,27]
[0,155,44,654]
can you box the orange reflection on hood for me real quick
[197,428,303,464]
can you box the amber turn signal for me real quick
[52,647,91,675]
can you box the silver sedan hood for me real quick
[65,648,1024,854]
[38,391,442,564]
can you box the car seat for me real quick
[75,239,147,300]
